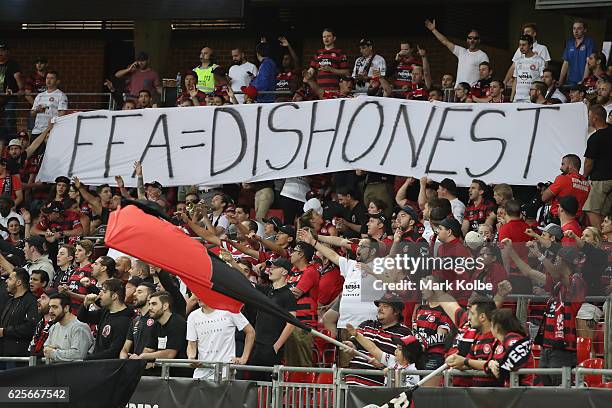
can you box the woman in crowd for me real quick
[49,176,71,204]
[487,308,534,386]
[4,214,28,244]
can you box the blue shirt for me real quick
[562,36,594,85]
[250,57,277,103]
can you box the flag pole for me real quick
[309,327,371,360]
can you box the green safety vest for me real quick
[193,64,218,93]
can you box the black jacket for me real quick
[77,304,132,360]
[0,290,38,356]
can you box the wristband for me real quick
[464,358,469,368]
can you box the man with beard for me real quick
[342,297,412,386]
[44,292,92,363]
[462,179,497,235]
[541,154,590,222]
[5,129,47,176]
[298,230,380,366]
[228,48,257,104]
[445,295,502,387]
[595,78,611,115]
[0,268,37,362]
[120,281,157,358]
[131,291,187,375]
[78,278,131,359]
[30,288,54,357]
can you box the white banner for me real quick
[38,97,587,187]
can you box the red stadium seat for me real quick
[579,358,604,387]
[285,371,316,383]
[593,382,612,388]
[593,322,604,356]
[316,372,334,384]
[313,329,336,367]
[576,337,591,365]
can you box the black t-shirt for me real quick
[343,202,368,239]
[127,313,158,355]
[584,126,612,181]
[0,60,21,93]
[146,313,187,359]
[254,284,297,345]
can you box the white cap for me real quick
[8,138,21,148]
[464,231,485,250]
[303,198,323,215]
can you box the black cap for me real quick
[55,176,70,185]
[398,205,419,221]
[25,236,47,253]
[374,293,405,312]
[0,158,7,166]
[263,216,282,231]
[41,201,64,214]
[127,276,144,287]
[566,83,586,93]
[520,196,540,219]
[145,181,163,190]
[558,195,578,216]
[369,212,387,224]
[359,38,373,47]
[439,218,462,237]
[439,178,457,195]
[278,225,296,238]
[0,44,8,50]
[35,56,48,63]
[269,257,292,272]
[136,51,149,61]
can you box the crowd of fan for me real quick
[0,18,610,388]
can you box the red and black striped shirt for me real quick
[310,48,349,91]
[488,332,534,386]
[413,304,454,355]
[542,273,585,351]
[448,308,476,387]
[468,331,502,387]
[346,320,412,386]
[463,199,496,233]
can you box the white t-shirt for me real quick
[512,41,551,62]
[379,354,419,387]
[186,308,249,379]
[280,177,309,203]
[513,54,545,102]
[337,257,379,329]
[31,89,68,134]
[603,102,612,117]
[450,198,466,224]
[452,45,489,86]
[210,213,229,232]
[352,54,386,93]
[228,61,258,104]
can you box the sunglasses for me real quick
[467,36,480,40]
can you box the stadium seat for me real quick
[578,358,604,387]
[593,382,612,388]
[313,329,336,367]
[576,337,591,365]
[592,322,604,356]
[316,372,334,384]
[285,371,316,383]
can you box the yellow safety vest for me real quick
[193,64,218,93]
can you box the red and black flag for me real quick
[104,200,310,331]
